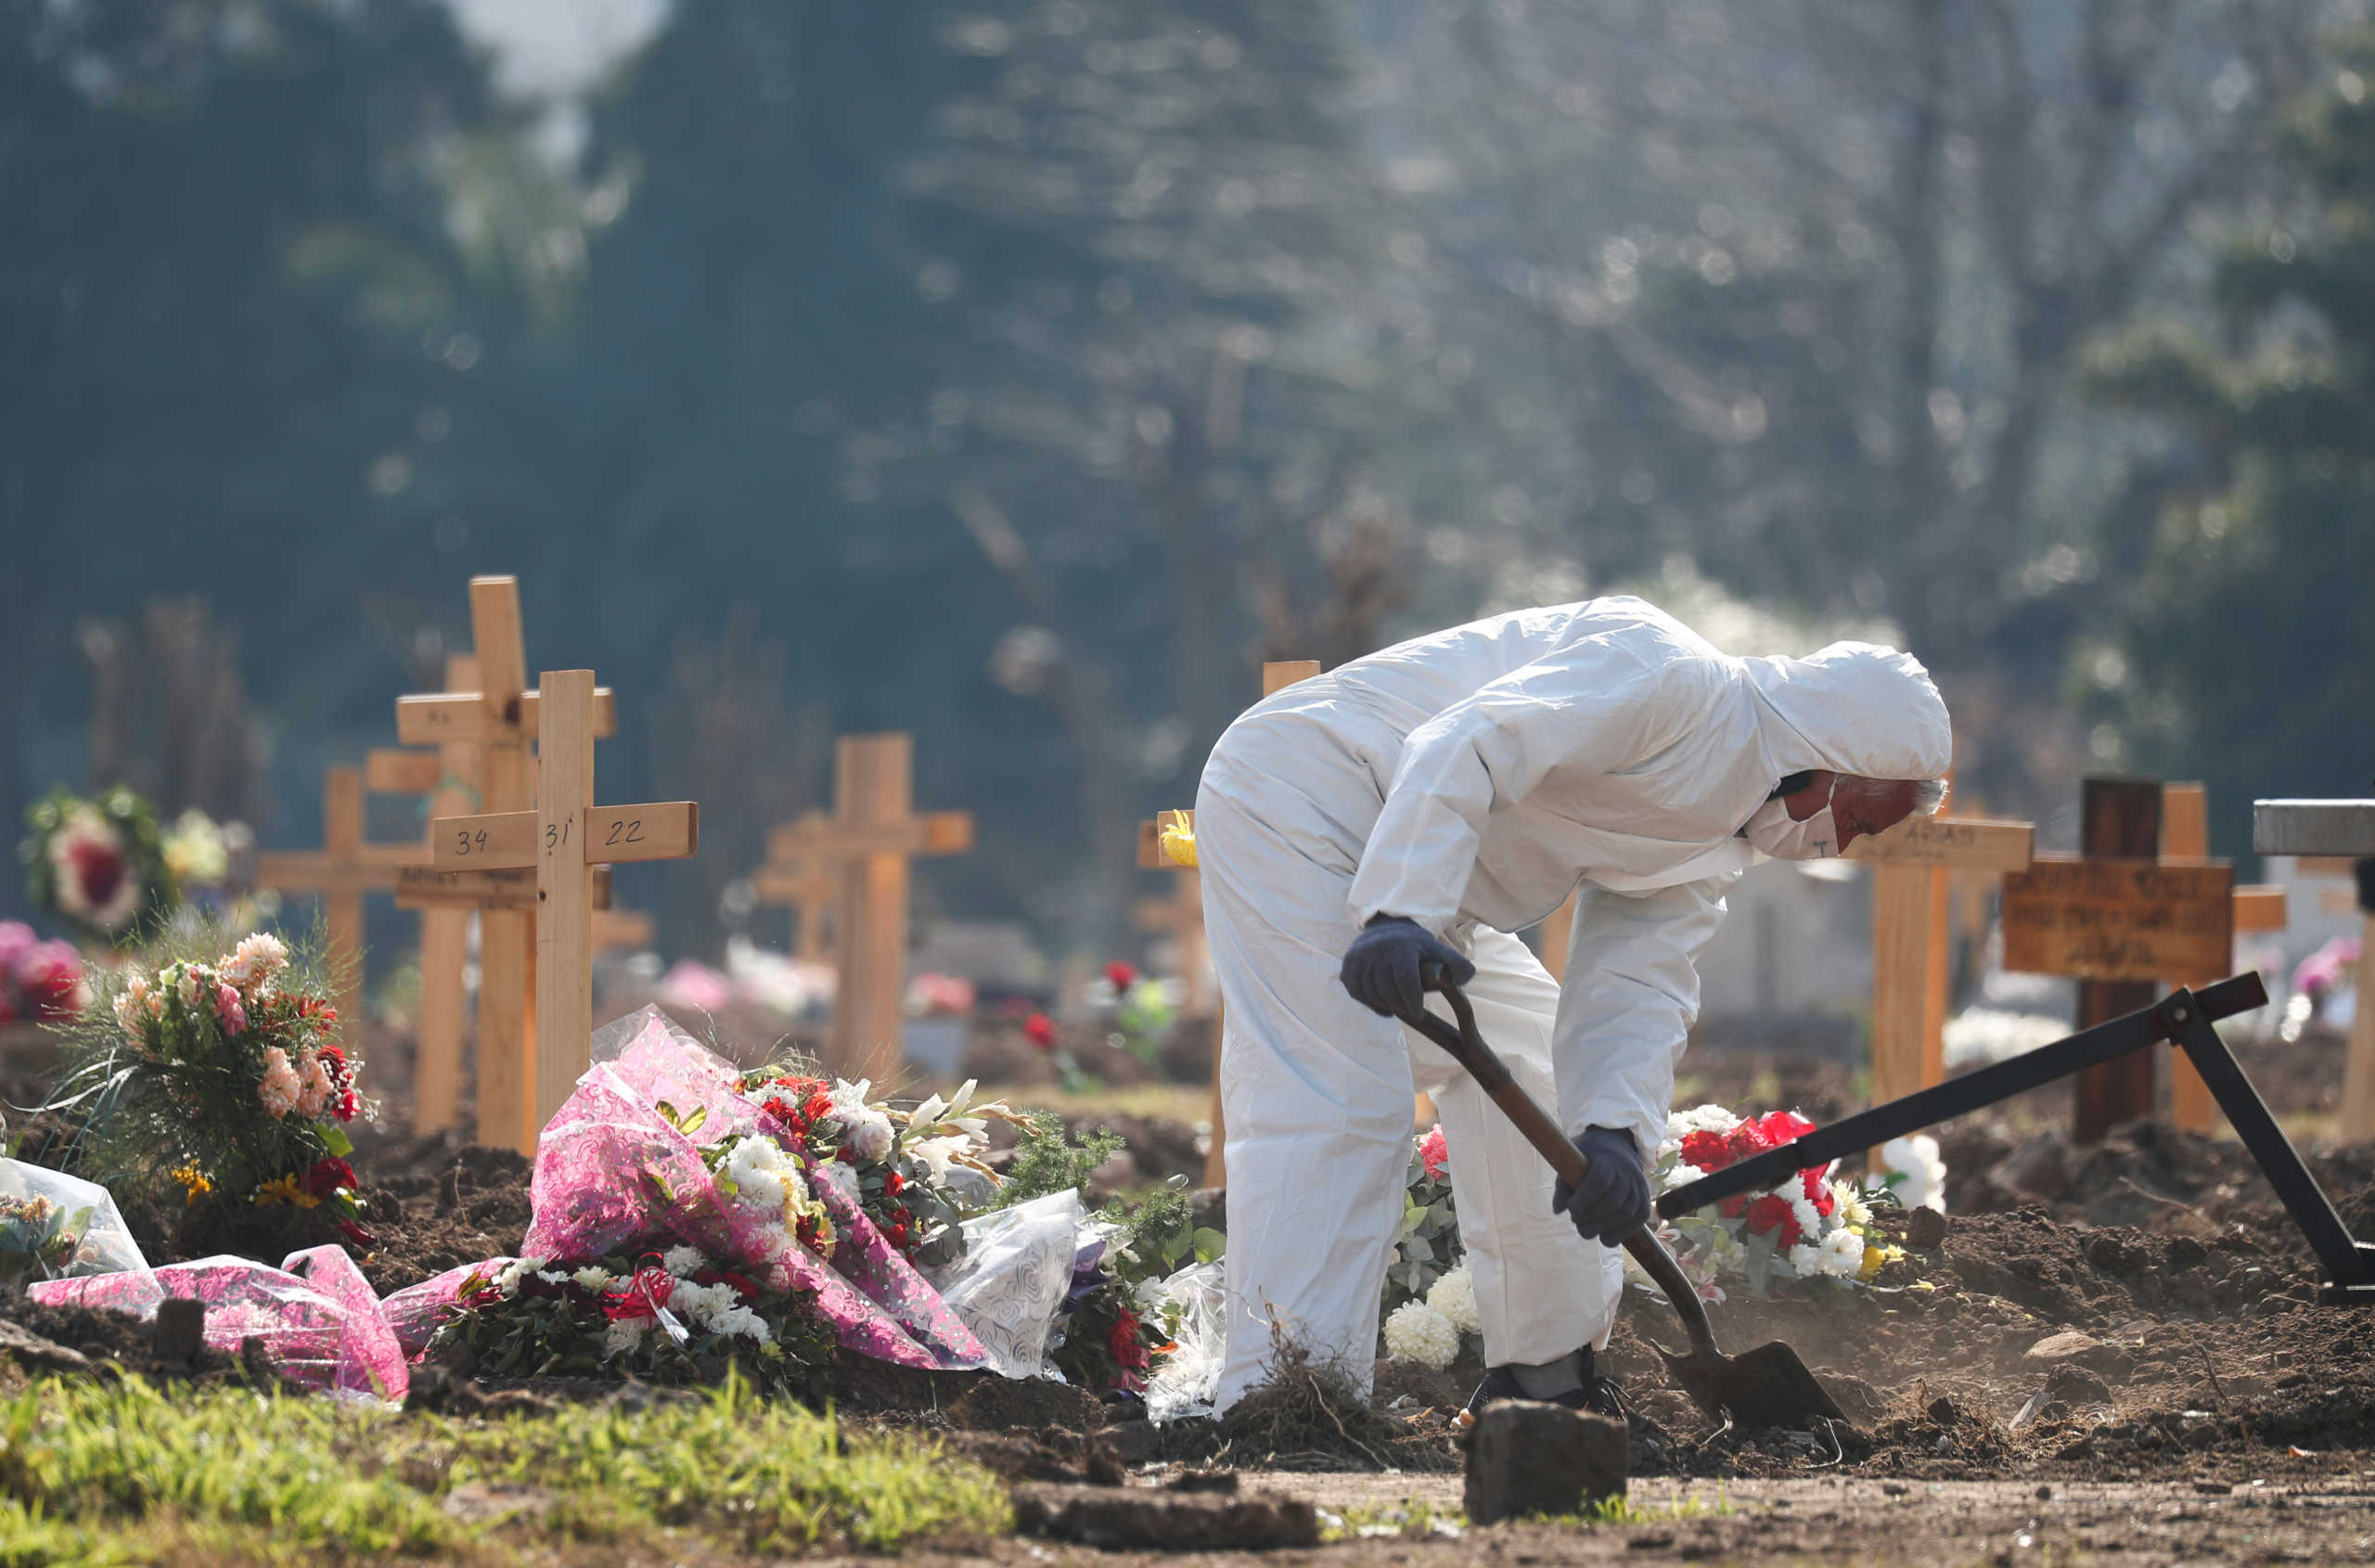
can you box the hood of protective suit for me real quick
[1739,642,1953,783]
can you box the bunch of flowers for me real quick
[1092,960,1178,1068]
[50,929,369,1238]
[1375,1124,1489,1367]
[0,922,85,1023]
[19,788,177,942]
[1059,1184,1206,1394]
[0,1193,94,1290]
[736,1066,1011,1268]
[1648,1104,1910,1299]
[427,1243,836,1394]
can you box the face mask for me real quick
[1744,790,1840,859]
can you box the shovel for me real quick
[1403,963,1850,1433]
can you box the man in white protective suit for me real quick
[1195,596,1952,1416]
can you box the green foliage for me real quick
[2082,33,2375,836]
[994,1115,1123,1208]
[0,1369,1008,1563]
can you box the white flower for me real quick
[219,932,289,991]
[573,1266,613,1292]
[1382,1301,1461,1369]
[708,1304,773,1344]
[1424,1265,1482,1336]
[1788,1195,1824,1240]
[1661,1163,1709,1194]
[1785,1241,1822,1277]
[604,1317,650,1357]
[661,1244,708,1277]
[722,1135,804,1217]
[1874,1135,1948,1214]
[534,1270,570,1287]
[907,1134,967,1179]
[818,1161,861,1204]
[1665,1104,1743,1137]
[1832,1181,1871,1229]
[846,1111,894,1163]
[492,1256,546,1299]
[662,1279,772,1344]
[175,967,202,1010]
[1817,1227,1867,1278]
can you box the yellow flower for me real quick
[170,1165,213,1206]
[252,1176,320,1210]
[1857,1240,1886,1281]
[1158,818,1198,868]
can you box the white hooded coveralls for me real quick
[1196,598,1951,1409]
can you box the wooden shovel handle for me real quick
[1408,964,1723,1359]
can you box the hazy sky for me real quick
[442,0,669,96]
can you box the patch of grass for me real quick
[0,1369,1009,1565]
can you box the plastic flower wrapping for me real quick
[19,787,177,942]
[1645,1104,1922,1300]
[0,922,86,1024]
[388,1007,991,1382]
[43,930,369,1237]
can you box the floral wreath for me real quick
[20,788,176,943]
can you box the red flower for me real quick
[1108,1306,1150,1371]
[1105,960,1137,991]
[1023,1013,1058,1049]
[802,1092,835,1126]
[1724,1121,1773,1163]
[15,943,83,1021]
[334,1088,361,1123]
[1757,1111,1816,1145]
[1419,1124,1448,1180]
[66,836,127,911]
[1802,1167,1835,1216]
[1744,1194,1803,1249]
[885,1170,905,1195]
[1677,1130,1732,1173]
[302,1157,356,1200]
[335,1220,377,1249]
[719,1270,763,1304]
[1720,1195,1749,1219]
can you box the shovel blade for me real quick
[1657,1341,1852,1433]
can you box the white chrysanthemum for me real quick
[818,1161,861,1204]
[661,1244,707,1277]
[1382,1301,1460,1369]
[846,1111,894,1163]
[492,1256,546,1299]
[723,1135,802,1215]
[1424,1265,1482,1336]
[1785,1240,1823,1277]
[1817,1227,1867,1278]
[604,1317,649,1357]
[1789,1195,1824,1240]
[572,1266,612,1292]
[1666,1104,1743,1137]
[709,1304,773,1344]
[1832,1181,1871,1229]
[1661,1163,1709,1193]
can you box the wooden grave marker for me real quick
[752,816,845,961]
[2161,783,2288,1134]
[1845,800,2035,1105]
[431,670,697,1135]
[2255,796,2375,1140]
[759,736,971,1085]
[1135,808,1213,1020]
[392,577,616,1152]
[254,767,427,1052]
[2004,778,2281,1142]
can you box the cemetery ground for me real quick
[1,1012,2372,1563]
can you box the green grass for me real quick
[0,1370,1009,1566]
[1318,1487,1737,1540]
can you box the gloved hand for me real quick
[1338,915,1475,1020]
[1551,1126,1651,1246]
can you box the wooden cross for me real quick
[2001,777,2286,1142]
[751,815,844,961]
[430,670,698,1137]
[2255,795,2375,1139]
[391,577,616,1151]
[1135,809,1213,1019]
[2162,783,2288,1133]
[254,767,427,1052]
[1844,799,2035,1106]
[764,735,971,1084]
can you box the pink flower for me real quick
[16,943,85,1021]
[1419,1123,1449,1181]
[295,1052,333,1118]
[258,1047,300,1118]
[212,981,246,1036]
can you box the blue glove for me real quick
[1551,1126,1651,1246]
[1339,916,1475,1021]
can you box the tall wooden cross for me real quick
[254,767,426,1052]
[764,736,971,1083]
[2001,777,2285,1142]
[1135,809,1213,1019]
[751,816,843,962]
[1844,799,2035,1106]
[2255,795,2374,1139]
[2162,782,2288,1133]
[431,670,698,1137]
[392,577,615,1151]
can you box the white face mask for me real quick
[1744,790,1840,859]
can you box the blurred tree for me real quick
[2082,34,2375,855]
